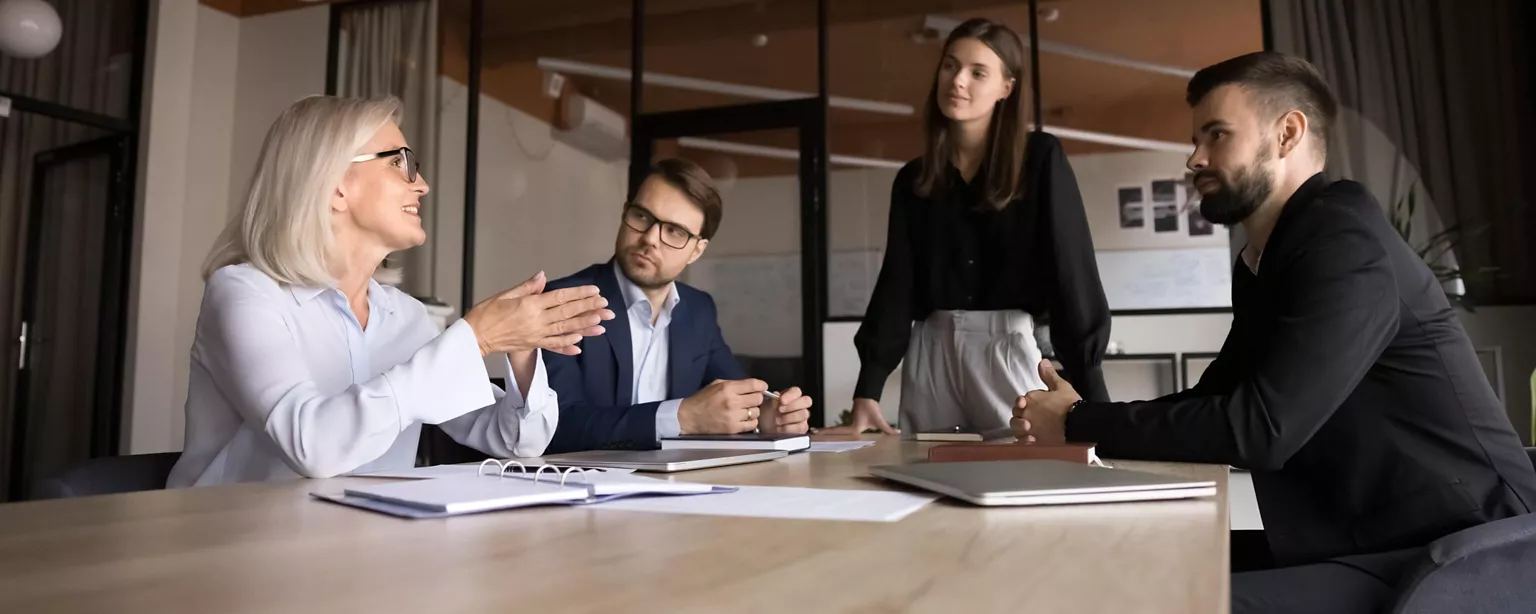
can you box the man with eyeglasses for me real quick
[541,158,815,453]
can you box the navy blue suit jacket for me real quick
[544,261,745,452]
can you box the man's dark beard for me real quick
[1197,147,1274,225]
[617,250,676,291]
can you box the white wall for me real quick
[125,0,198,453]
[829,167,900,252]
[1459,306,1536,445]
[432,77,626,315]
[126,3,326,454]
[429,78,468,311]
[701,166,902,257]
[166,5,243,451]
[713,151,1225,256]
[822,321,902,427]
[227,6,330,213]
[1070,150,1230,251]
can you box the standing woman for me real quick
[830,18,1109,437]
[169,96,614,487]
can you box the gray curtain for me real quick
[1268,0,1536,304]
[0,0,128,499]
[336,0,441,301]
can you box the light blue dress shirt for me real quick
[167,264,556,487]
[612,262,686,439]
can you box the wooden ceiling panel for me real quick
[1037,0,1263,68]
[527,1,1258,124]
[486,0,1034,66]
[433,0,1254,177]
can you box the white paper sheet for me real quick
[591,485,936,522]
[806,441,877,453]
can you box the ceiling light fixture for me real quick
[537,58,1192,153]
[536,57,916,116]
[0,0,62,59]
[677,137,908,170]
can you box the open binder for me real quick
[313,459,738,519]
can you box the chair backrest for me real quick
[1527,447,1535,473]
[30,452,182,500]
[1389,511,1536,614]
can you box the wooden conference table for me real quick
[0,438,1230,613]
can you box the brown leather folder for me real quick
[927,441,1099,464]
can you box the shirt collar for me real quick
[1287,172,1331,208]
[612,260,679,315]
[1241,172,1331,274]
[1241,244,1262,274]
[288,277,397,314]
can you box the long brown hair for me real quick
[914,18,1030,210]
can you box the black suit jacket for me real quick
[1067,174,1536,565]
[543,261,745,453]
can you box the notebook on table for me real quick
[913,426,1014,442]
[914,428,985,442]
[868,460,1216,507]
[661,433,811,452]
[539,449,789,473]
[926,441,1105,466]
[313,460,735,519]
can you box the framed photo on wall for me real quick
[1118,186,1145,229]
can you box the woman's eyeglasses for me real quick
[351,147,419,183]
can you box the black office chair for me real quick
[1387,448,1536,613]
[30,452,182,500]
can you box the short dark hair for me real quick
[1186,51,1339,158]
[648,158,723,240]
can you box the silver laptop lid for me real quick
[541,449,787,471]
[870,460,1215,499]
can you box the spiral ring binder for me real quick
[476,459,592,486]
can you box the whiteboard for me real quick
[683,250,882,356]
[1094,248,1232,310]
[682,254,803,357]
[828,250,883,317]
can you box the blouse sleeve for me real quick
[852,168,919,401]
[437,349,559,459]
[1037,134,1112,401]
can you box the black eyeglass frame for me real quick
[622,203,703,249]
[351,146,419,183]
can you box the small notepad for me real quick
[317,459,736,519]
[344,475,587,514]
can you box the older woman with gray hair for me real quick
[168,96,613,487]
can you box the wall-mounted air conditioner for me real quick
[554,91,628,161]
